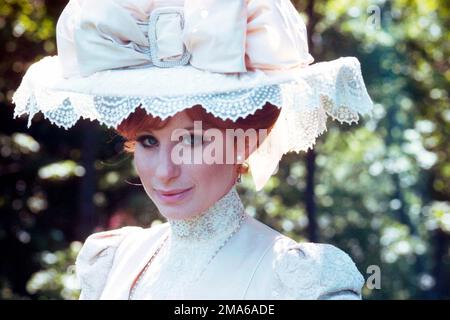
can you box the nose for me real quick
[154,145,180,183]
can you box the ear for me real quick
[244,129,266,161]
[233,130,263,164]
[245,136,260,160]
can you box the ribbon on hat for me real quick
[56,0,314,77]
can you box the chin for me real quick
[148,189,211,221]
[159,207,195,220]
[151,196,192,219]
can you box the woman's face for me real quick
[133,110,239,220]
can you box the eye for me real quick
[137,134,158,148]
[180,133,204,148]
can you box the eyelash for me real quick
[137,135,158,148]
[136,134,205,149]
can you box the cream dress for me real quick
[75,186,365,300]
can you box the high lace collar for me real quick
[167,185,246,242]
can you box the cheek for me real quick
[223,134,239,162]
[188,162,235,186]
[133,148,155,181]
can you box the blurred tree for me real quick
[26,241,81,300]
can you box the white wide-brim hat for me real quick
[12,0,374,191]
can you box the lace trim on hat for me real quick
[12,83,283,129]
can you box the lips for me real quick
[155,187,192,196]
[154,187,194,204]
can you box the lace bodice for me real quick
[168,186,246,241]
[75,187,365,300]
[129,186,247,299]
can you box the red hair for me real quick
[116,103,281,154]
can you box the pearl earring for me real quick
[236,155,242,183]
[237,169,242,183]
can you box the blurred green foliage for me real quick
[0,0,449,299]
[26,241,81,300]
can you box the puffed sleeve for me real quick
[75,226,142,300]
[272,240,365,300]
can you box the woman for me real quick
[12,0,373,299]
[75,104,365,300]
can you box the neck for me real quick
[167,185,246,242]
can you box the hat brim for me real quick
[13,55,373,130]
